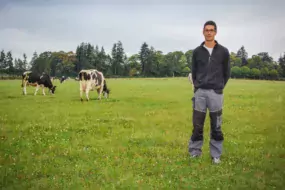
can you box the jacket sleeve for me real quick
[191,50,197,85]
[223,49,231,86]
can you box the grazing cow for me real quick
[21,71,57,95]
[188,72,194,90]
[78,69,110,101]
[60,76,66,83]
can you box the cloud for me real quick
[0,0,284,62]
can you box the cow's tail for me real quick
[79,71,86,91]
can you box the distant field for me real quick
[1,78,285,189]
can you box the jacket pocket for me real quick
[213,89,223,94]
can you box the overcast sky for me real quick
[0,0,284,62]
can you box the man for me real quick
[189,21,231,164]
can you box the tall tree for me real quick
[151,49,164,77]
[75,43,93,72]
[86,43,95,66]
[23,53,28,70]
[110,41,125,75]
[236,46,248,66]
[128,54,141,76]
[248,55,262,69]
[257,52,273,63]
[116,41,124,59]
[116,41,125,75]
[185,50,193,69]
[146,47,158,76]
[75,45,82,72]
[31,51,53,74]
[0,50,7,70]
[97,46,107,72]
[14,58,25,73]
[139,42,150,76]
[92,45,100,69]
[6,51,14,74]
[111,43,117,75]
[278,53,285,77]
[14,58,20,71]
[30,51,38,70]
[230,52,242,67]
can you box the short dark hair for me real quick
[204,20,217,31]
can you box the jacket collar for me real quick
[200,40,219,48]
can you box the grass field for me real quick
[1,78,285,189]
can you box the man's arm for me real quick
[191,50,197,86]
[223,48,231,87]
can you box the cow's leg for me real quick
[97,77,105,100]
[79,81,84,101]
[34,84,40,95]
[85,82,91,101]
[80,90,83,101]
[23,81,27,95]
[85,88,90,101]
[96,88,100,99]
[103,80,109,99]
[97,85,104,100]
[42,85,46,96]
[99,85,104,99]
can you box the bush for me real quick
[231,66,241,78]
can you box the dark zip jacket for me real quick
[192,40,231,94]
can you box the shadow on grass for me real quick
[72,97,120,103]
[7,93,57,99]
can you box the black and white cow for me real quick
[22,71,57,95]
[60,76,66,83]
[78,69,110,101]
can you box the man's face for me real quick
[203,25,216,41]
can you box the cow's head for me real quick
[103,80,110,98]
[50,86,57,94]
[103,88,110,98]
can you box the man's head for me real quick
[203,20,217,42]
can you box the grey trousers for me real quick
[188,88,224,158]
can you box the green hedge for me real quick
[0,75,22,80]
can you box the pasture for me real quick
[1,78,285,189]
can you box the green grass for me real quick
[0,78,285,189]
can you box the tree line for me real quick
[0,42,285,80]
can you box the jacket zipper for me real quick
[204,49,211,84]
[201,43,217,86]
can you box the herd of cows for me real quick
[21,69,110,101]
[21,70,194,102]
